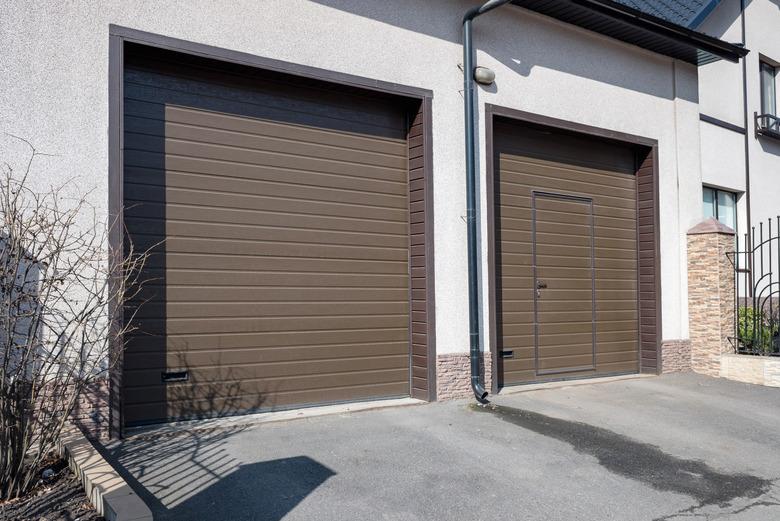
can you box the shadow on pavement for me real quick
[101,426,334,521]
[158,455,335,521]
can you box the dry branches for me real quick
[0,137,149,500]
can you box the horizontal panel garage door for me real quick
[122,45,414,426]
[493,119,640,386]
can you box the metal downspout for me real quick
[740,0,752,261]
[463,0,511,402]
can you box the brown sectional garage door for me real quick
[493,119,640,386]
[122,45,416,425]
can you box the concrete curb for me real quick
[60,429,153,521]
[126,397,424,437]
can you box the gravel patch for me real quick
[0,459,104,521]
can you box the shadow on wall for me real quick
[122,88,271,426]
[103,425,335,521]
[309,0,686,102]
[758,134,780,157]
[121,43,415,427]
[166,349,271,421]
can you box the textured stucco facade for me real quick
[0,0,717,408]
[697,0,780,244]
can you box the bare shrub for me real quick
[0,137,149,500]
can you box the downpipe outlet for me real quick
[471,344,488,402]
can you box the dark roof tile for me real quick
[611,0,716,27]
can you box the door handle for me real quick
[536,279,547,298]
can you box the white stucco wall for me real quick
[744,0,780,229]
[697,0,744,126]
[0,0,700,355]
[699,123,747,191]
[698,0,780,242]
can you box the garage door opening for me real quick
[487,109,660,389]
[115,41,434,428]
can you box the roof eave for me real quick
[510,0,748,64]
[574,0,747,62]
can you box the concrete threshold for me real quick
[60,428,153,521]
[497,373,655,395]
[126,397,424,437]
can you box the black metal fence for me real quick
[756,112,780,139]
[730,216,780,356]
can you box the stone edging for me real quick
[59,428,153,521]
[720,353,780,387]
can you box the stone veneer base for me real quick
[661,340,692,373]
[436,352,492,400]
[71,379,110,440]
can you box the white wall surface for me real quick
[745,0,780,229]
[698,0,780,241]
[699,122,748,191]
[0,0,701,354]
[697,0,744,125]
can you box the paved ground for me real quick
[103,373,780,520]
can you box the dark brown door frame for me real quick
[107,25,436,437]
[484,104,662,394]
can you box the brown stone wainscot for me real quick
[661,340,692,373]
[436,352,492,400]
[71,379,110,440]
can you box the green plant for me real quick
[737,306,779,354]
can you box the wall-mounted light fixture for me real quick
[473,66,495,85]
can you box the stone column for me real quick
[687,218,736,376]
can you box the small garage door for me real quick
[493,119,641,386]
[122,45,416,425]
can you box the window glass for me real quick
[717,190,736,229]
[703,186,716,220]
[761,62,777,116]
[703,186,737,231]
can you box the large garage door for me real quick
[493,119,640,386]
[122,45,415,426]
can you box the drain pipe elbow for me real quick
[471,348,489,402]
[463,0,512,24]
[463,0,511,404]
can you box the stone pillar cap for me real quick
[687,217,735,236]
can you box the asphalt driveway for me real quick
[103,373,780,520]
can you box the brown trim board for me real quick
[107,25,436,437]
[107,33,124,437]
[484,104,662,392]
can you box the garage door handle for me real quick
[536,280,547,298]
